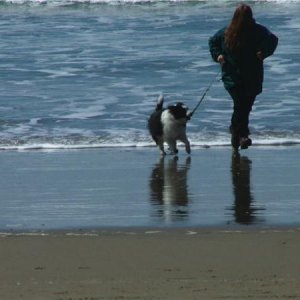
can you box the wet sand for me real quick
[1,229,300,299]
[1,146,300,229]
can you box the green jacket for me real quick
[209,23,278,95]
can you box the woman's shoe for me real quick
[240,137,252,149]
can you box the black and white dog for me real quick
[148,95,191,156]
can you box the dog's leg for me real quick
[185,140,191,154]
[159,145,166,156]
[167,140,178,155]
[156,138,166,156]
[180,135,191,154]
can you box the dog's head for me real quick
[167,102,191,123]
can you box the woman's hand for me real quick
[257,51,264,61]
[217,54,225,65]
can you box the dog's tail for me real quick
[155,95,164,111]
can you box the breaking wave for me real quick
[1,0,299,5]
[1,132,300,151]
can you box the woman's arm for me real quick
[257,25,278,59]
[208,28,226,63]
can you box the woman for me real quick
[209,4,278,150]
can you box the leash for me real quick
[189,71,221,118]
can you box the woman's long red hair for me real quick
[225,4,255,52]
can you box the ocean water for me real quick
[0,0,299,151]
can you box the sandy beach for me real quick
[1,229,300,299]
[1,146,300,299]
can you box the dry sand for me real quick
[1,229,300,300]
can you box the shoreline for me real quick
[1,223,300,236]
[1,142,300,152]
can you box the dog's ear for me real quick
[176,102,187,109]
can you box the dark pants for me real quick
[227,86,256,138]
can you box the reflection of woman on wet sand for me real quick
[149,157,191,223]
[231,153,264,225]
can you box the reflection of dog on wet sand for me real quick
[148,95,191,156]
[149,157,191,222]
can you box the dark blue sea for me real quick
[0,0,300,231]
[0,0,299,150]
